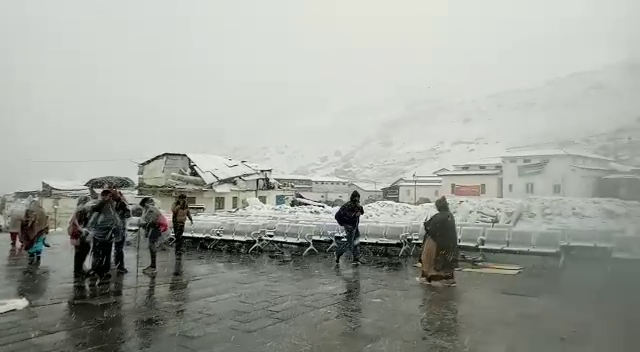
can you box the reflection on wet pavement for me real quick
[0,233,639,351]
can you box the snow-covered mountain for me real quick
[290,62,640,182]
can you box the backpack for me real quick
[157,214,169,234]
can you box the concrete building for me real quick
[271,174,313,191]
[382,175,442,204]
[502,149,623,198]
[138,153,277,212]
[436,158,504,198]
[348,182,384,202]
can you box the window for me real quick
[481,184,486,194]
[523,159,532,163]
[479,166,486,170]
[462,166,470,170]
[495,165,502,170]
[553,184,561,194]
[214,197,225,210]
[258,196,267,204]
[232,197,238,209]
[450,183,456,194]
[508,184,513,192]
[434,190,439,197]
[509,159,517,164]
[186,197,196,205]
[406,189,411,196]
[526,183,534,194]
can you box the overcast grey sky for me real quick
[0,0,638,193]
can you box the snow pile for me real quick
[0,298,29,314]
[235,197,640,231]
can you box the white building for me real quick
[348,182,384,202]
[138,153,278,212]
[502,149,621,198]
[436,158,503,198]
[383,175,442,204]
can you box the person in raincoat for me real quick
[171,194,193,254]
[334,190,365,265]
[7,202,26,248]
[419,196,458,286]
[139,197,165,275]
[86,190,121,282]
[68,195,93,280]
[19,199,50,267]
[112,190,131,274]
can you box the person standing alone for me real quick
[171,194,193,253]
[334,191,365,265]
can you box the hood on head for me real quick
[350,190,360,203]
[435,196,449,212]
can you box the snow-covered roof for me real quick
[140,153,271,186]
[311,176,349,183]
[603,174,640,180]
[272,174,312,181]
[454,157,503,167]
[437,170,502,176]
[390,175,442,186]
[503,149,614,162]
[41,180,88,191]
[395,181,441,187]
[186,153,270,185]
[350,182,384,191]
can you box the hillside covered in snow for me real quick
[285,62,640,182]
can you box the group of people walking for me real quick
[8,187,455,286]
[335,190,458,286]
[67,190,192,284]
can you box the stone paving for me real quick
[0,232,639,351]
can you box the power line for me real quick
[27,158,143,164]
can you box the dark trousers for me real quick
[113,239,125,270]
[148,230,160,268]
[173,222,185,253]
[74,240,91,275]
[91,239,113,277]
[336,225,361,261]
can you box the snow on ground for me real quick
[235,197,640,231]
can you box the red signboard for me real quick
[454,185,481,196]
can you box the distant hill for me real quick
[290,62,640,181]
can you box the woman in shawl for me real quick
[419,196,458,286]
[20,199,50,267]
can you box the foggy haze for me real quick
[1,0,638,193]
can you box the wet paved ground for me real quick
[0,233,639,351]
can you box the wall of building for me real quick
[299,191,350,203]
[311,180,350,193]
[398,184,441,203]
[440,174,502,198]
[41,197,78,230]
[502,156,609,198]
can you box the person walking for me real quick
[139,197,165,275]
[112,190,131,274]
[20,199,50,267]
[419,196,458,287]
[7,203,25,249]
[334,191,365,265]
[87,190,120,283]
[68,196,93,281]
[171,194,193,253]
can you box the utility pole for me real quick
[412,173,417,205]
